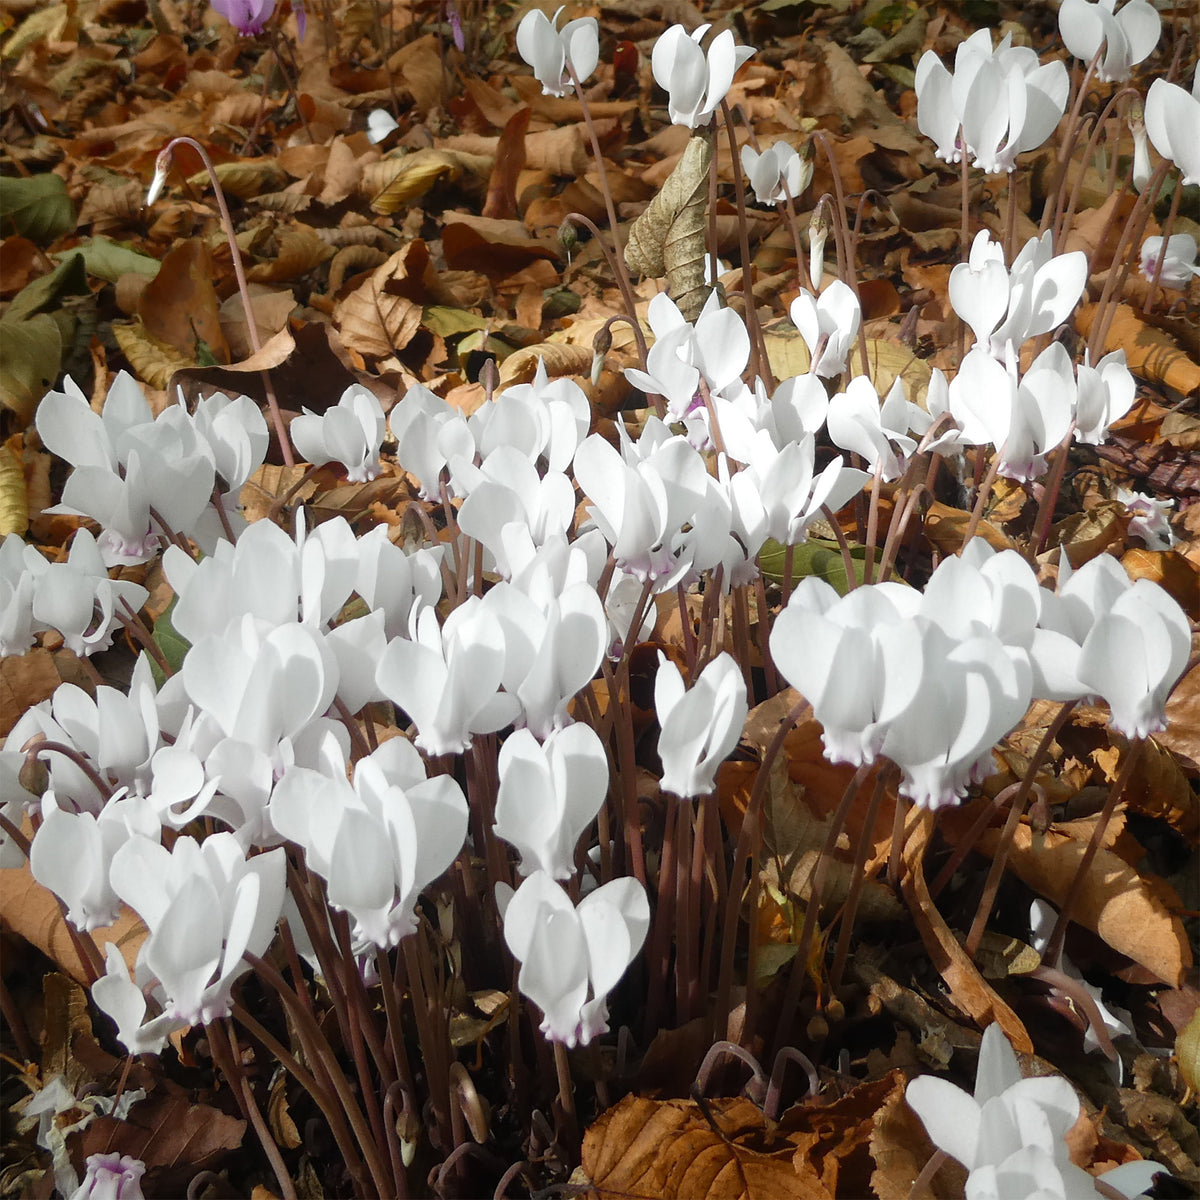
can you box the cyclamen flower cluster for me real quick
[35,373,267,566]
[915,29,1070,174]
[771,540,1190,808]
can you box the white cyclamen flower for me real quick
[290,383,386,482]
[1058,0,1160,83]
[789,280,861,378]
[741,140,812,205]
[651,23,755,129]
[366,108,399,144]
[498,870,649,1047]
[915,30,1069,174]
[270,738,468,947]
[375,599,520,755]
[654,651,748,798]
[1145,74,1200,187]
[493,724,608,879]
[103,832,286,1030]
[515,7,599,97]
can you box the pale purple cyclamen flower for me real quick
[68,1153,146,1200]
[1139,234,1200,289]
[1116,487,1176,550]
[211,0,276,35]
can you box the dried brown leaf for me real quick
[902,811,1033,1051]
[978,820,1191,986]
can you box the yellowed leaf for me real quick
[498,342,592,388]
[112,321,194,389]
[186,158,287,200]
[0,437,28,536]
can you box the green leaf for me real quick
[55,236,160,284]
[7,252,89,322]
[422,305,489,337]
[0,174,76,244]
[758,537,886,596]
[149,598,191,689]
[0,313,63,425]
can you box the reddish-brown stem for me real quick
[1043,738,1145,969]
[151,137,294,466]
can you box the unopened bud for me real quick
[20,741,49,798]
[808,205,830,290]
[559,218,578,262]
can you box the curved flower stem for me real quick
[908,1150,949,1200]
[829,766,889,991]
[1030,425,1076,557]
[1043,737,1145,970]
[1045,47,1104,244]
[117,598,171,677]
[1087,159,1172,360]
[22,739,113,804]
[150,136,295,466]
[961,444,1007,547]
[811,133,870,379]
[210,1019,298,1200]
[1142,162,1184,314]
[771,760,873,1058]
[245,953,386,1198]
[721,99,773,390]
[565,64,650,374]
[1055,87,1138,246]
[1027,964,1119,1061]
[819,504,859,592]
[931,701,1078,905]
[0,812,31,860]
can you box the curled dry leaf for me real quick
[625,133,712,323]
[0,436,28,536]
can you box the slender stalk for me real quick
[564,64,650,374]
[771,761,873,1056]
[1043,738,1145,969]
[150,137,294,465]
[721,99,772,389]
[1142,165,1184,314]
[829,768,889,991]
[812,133,870,378]
[210,1020,298,1200]
[715,698,808,1042]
